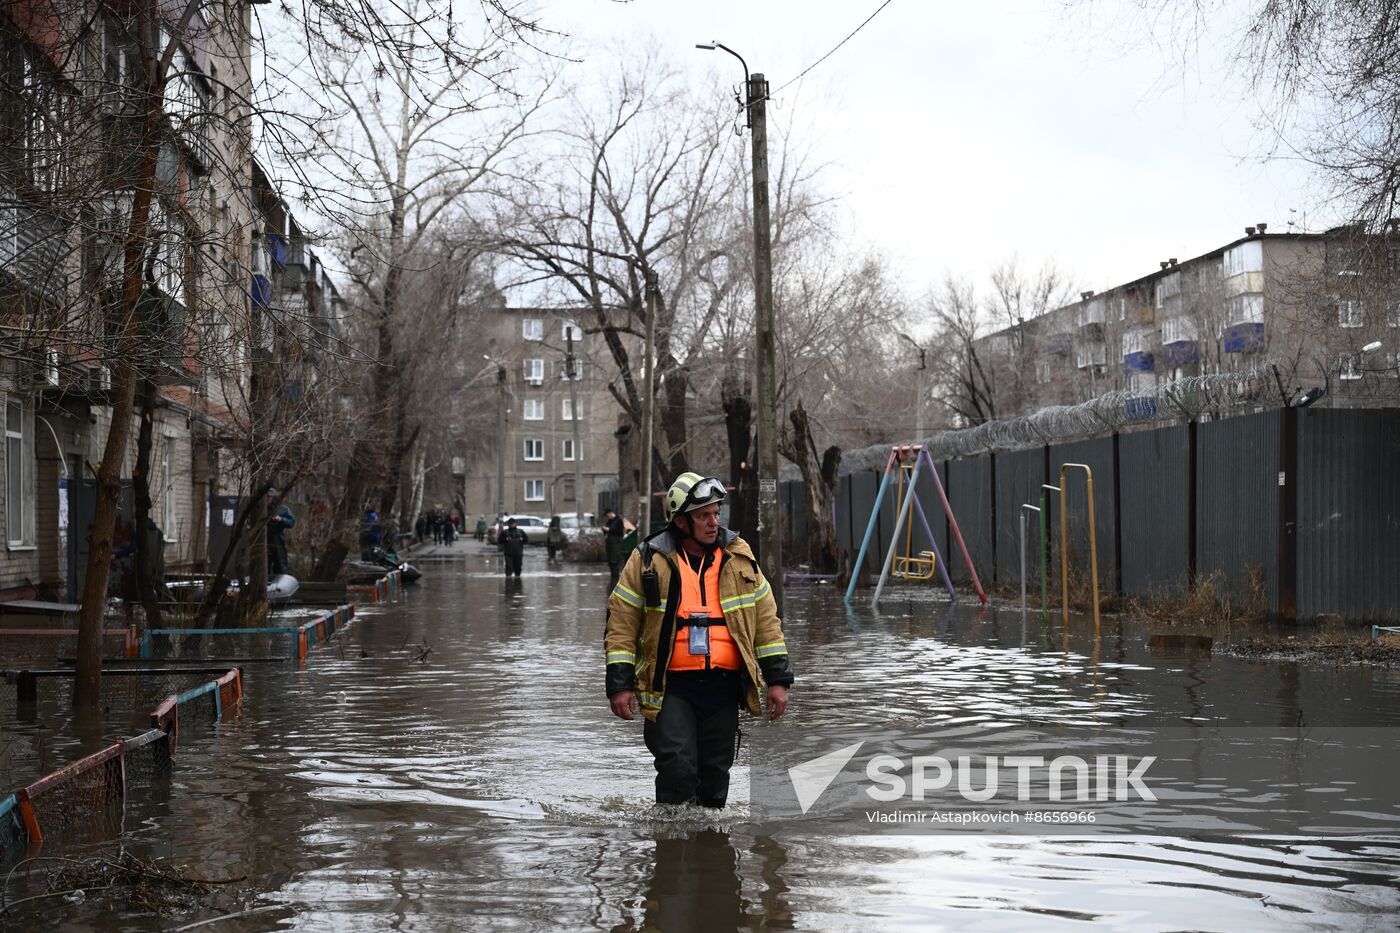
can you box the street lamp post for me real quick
[566,330,586,520]
[698,40,783,609]
[495,363,507,520]
[897,331,928,440]
[639,272,658,535]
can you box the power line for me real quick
[770,0,897,98]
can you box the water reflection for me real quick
[18,549,1400,931]
[609,829,794,933]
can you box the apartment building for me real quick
[974,225,1400,419]
[0,2,256,598]
[461,307,620,520]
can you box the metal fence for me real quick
[822,406,1400,624]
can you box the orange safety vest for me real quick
[669,547,741,671]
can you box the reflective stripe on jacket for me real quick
[604,526,794,721]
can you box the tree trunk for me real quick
[657,357,690,481]
[788,400,840,572]
[723,390,758,544]
[131,377,163,628]
[73,74,166,707]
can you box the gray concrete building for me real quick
[462,307,621,522]
[973,225,1400,420]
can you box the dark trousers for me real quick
[504,553,523,577]
[643,677,740,808]
[607,559,623,593]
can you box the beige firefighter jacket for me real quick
[604,527,794,721]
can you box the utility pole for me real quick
[749,71,783,610]
[639,272,658,536]
[898,332,927,439]
[494,364,506,520]
[566,330,586,519]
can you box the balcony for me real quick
[1076,299,1106,339]
[1042,332,1073,357]
[1075,343,1107,370]
[133,288,198,385]
[0,201,69,304]
[1223,323,1265,353]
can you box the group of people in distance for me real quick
[412,507,465,546]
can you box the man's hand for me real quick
[766,685,789,720]
[609,690,639,720]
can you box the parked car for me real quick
[551,511,598,543]
[488,514,548,545]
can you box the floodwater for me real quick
[17,541,1400,932]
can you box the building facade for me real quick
[461,307,621,522]
[0,3,346,600]
[972,225,1400,420]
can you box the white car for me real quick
[489,514,549,545]
[552,512,597,542]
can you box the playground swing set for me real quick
[844,445,1104,630]
[844,445,987,608]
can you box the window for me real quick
[1223,240,1264,277]
[561,321,584,343]
[161,438,177,540]
[523,399,544,420]
[562,397,583,421]
[1339,353,1363,381]
[1155,273,1180,309]
[1161,317,1198,344]
[5,398,30,546]
[563,438,579,461]
[1122,330,1147,356]
[523,438,544,461]
[1118,297,1126,321]
[558,359,583,381]
[523,358,544,384]
[524,479,545,501]
[1075,344,1107,369]
[1225,294,1264,326]
[1338,299,1364,329]
[522,318,543,341]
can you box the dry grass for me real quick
[1125,567,1268,627]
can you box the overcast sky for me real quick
[548,0,1325,299]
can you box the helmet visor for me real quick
[681,477,727,513]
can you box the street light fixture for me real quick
[695,42,751,128]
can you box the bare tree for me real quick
[494,48,747,501]
[276,1,553,579]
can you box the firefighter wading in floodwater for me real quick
[605,473,794,808]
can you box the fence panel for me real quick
[1196,409,1280,613]
[1119,425,1191,599]
[834,474,854,555]
[946,456,994,585]
[1049,437,1119,592]
[993,448,1046,589]
[848,471,882,574]
[1296,408,1400,621]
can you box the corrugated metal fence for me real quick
[811,408,1400,623]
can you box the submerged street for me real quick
[36,542,1400,931]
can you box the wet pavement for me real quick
[17,539,1400,931]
